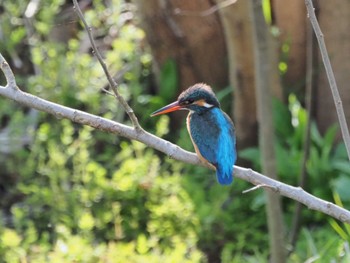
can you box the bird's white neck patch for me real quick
[203,102,214,108]
[193,99,215,109]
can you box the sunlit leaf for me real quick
[1,229,22,247]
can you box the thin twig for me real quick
[305,0,350,160]
[101,88,116,97]
[173,0,237,17]
[72,0,143,131]
[242,184,274,194]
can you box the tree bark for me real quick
[134,0,228,91]
[250,1,286,262]
[272,0,307,100]
[316,0,350,136]
[215,0,258,150]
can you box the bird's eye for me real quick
[180,98,194,106]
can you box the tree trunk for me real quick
[215,0,258,150]
[134,0,228,91]
[315,0,350,136]
[272,0,307,100]
[250,0,286,262]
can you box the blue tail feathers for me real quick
[216,165,234,185]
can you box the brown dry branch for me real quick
[305,0,350,160]
[1,53,350,224]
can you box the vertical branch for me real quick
[305,0,350,160]
[72,0,143,132]
[249,0,287,262]
[289,19,315,250]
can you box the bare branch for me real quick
[305,0,350,160]
[72,0,143,131]
[101,88,117,97]
[174,0,237,17]
[1,53,350,225]
[0,57,17,89]
[242,184,274,194]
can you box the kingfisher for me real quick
[151,83,237,185]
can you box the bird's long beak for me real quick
[150,101,182,117]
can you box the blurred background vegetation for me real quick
[0,0,350,262]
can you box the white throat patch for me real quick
[203,102,214,108]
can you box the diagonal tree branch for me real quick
[305,0,350,160]
[1,53,350,224]
[72,0,143,131]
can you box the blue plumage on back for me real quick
[189,108,236,185]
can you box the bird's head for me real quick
[151,83,220,116]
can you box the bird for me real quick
[151,83,236,185]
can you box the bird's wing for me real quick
[196,110,236,165]
[220,111,237,163]
[223,111,236,154]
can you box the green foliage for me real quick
[1,0,350,262]
[159,59,178,101]
[289,227,348,263]
[327,193,350,263]
[262,0,272,25]
[240,94,350,260]
[240,94,349,202]
[0,0,204,261]
[0,117,204,261]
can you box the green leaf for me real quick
[332,175,350,201]
[216,86,232,101]
[136,234,149,254]
[332,160,350,174]
[334,143,348,159]
[78,212,95,231]
[11,27,26,45]
[239,147,261,170]
[273,98,293,138]
[1,229,22,247]
[159,59,178,100]
[329,218,348,240]
[262,0,272,24]
[323,125,338,149]
[311,122,323,147]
